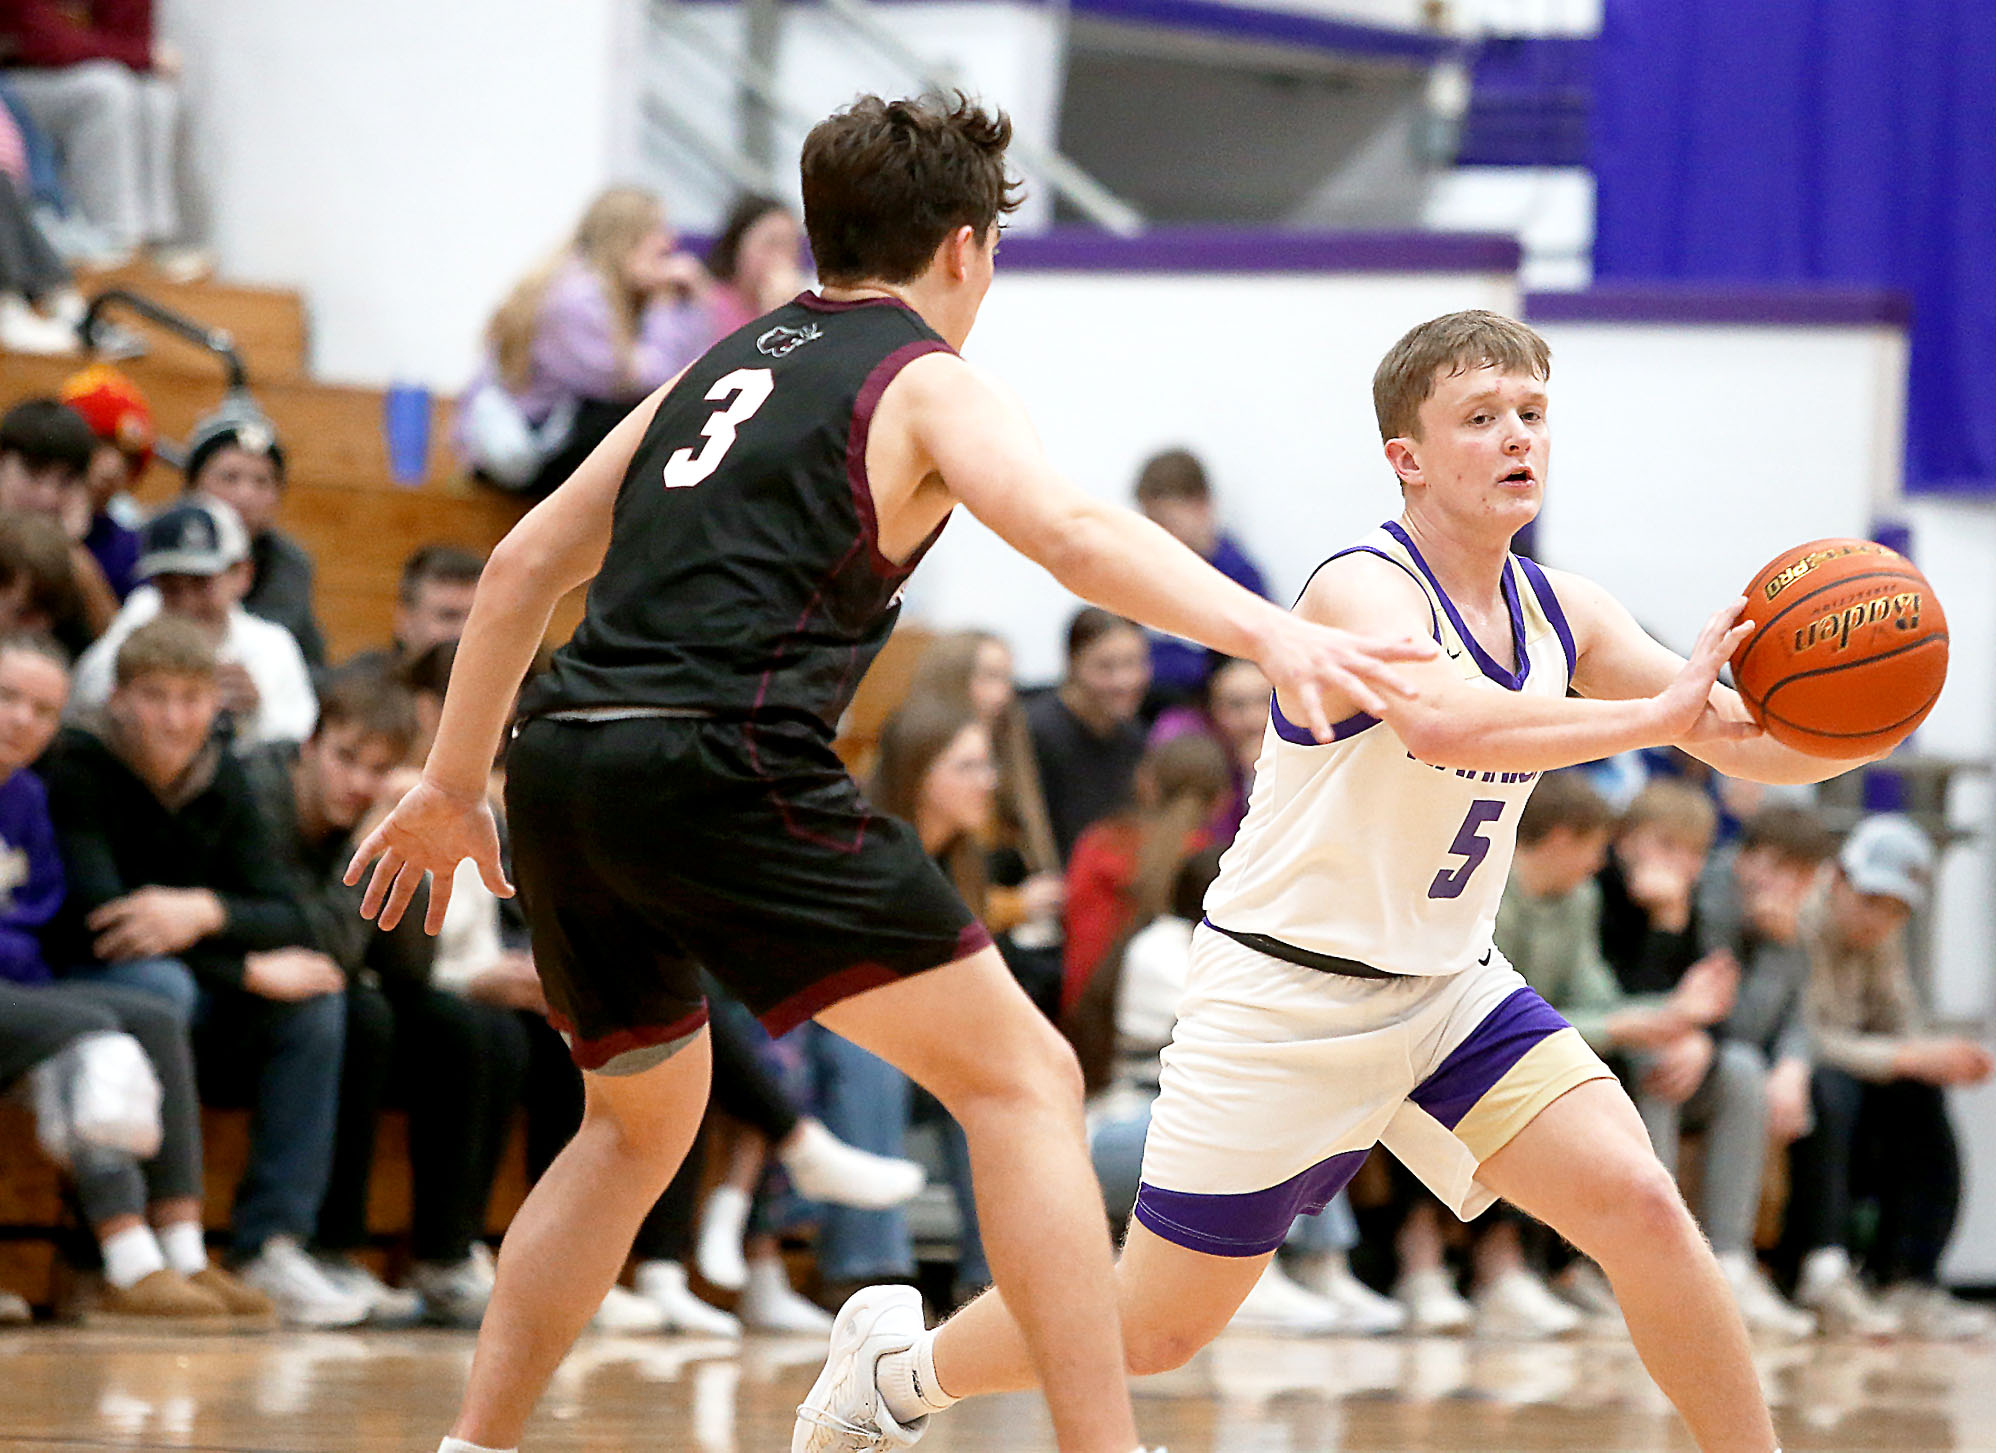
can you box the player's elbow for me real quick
[1391,707,1474,768]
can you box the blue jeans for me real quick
[1089,1092,1357,1255]
[63,956,200,1022]
[808,1026,914,1281]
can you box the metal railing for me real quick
[81,289,248,392]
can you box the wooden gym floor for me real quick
[0,1326,1990,1452]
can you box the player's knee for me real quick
[1123,1319,1206,1377]
[934,1010,1083,1120]
[1581,1156,1695,1263]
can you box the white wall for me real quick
[905,265,1519,683]
[162,0,638,388]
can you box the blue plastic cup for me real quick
[384,383,432,485]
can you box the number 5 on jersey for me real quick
[663,367,775,490]
[1429,799,1505,900]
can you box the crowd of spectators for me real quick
[1,179,1991,1350]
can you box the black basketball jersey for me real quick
[520,293,957,733]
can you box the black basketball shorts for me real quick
[505,713,991,1073]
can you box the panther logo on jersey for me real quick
[756,323,824,358]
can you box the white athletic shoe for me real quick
[315,1253,423,1326]
[741,1256,836,1335]
[696,1185,753,1292]
[1720,1254,1816,1340]
[409,1253,494,1329]
[1472,1269,1583,1340]
[780,1120,927,1210]
[1882,1283,1996,1341]
[793,1284,929,1452]
[236,1236,370,1328]
[1395,1266,1473,1334]
[634,1259,742,1338]
[1288,1252,1408,1335]
[1226,1262,1346,1335]
[591,1283,670,1333]
[1798,1266,1901,1338]
[1552,1260,1621,1322]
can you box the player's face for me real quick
[1402,365,1548,532]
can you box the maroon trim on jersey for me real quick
[549,1004,711,1073]
[848,338,957,578]
[757,921,996,1036]
[796,290,918,314]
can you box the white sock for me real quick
[101,1224,166,1290]
[876,1327,957,1425]
[438,1439,515,1453]
[157,1220,208,1277]
[1800,1246,1851,1293]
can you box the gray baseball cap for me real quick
[1839,814,1935,909]
[137,497,250,580]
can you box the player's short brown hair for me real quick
[1619,779,1718,851]
[314,670,419,757]
[1134,448,1211,505]
[1516,770,1616,846]
[1739,804,1839,866]
[114,615,218,686]
[801,92,1023,286]
[1372,310,1551,442]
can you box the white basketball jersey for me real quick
[1203,521,1576,977]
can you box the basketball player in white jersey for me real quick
[798,311,1872,1453]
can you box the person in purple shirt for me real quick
[1133,447,1271,710]
[457,187,715,497]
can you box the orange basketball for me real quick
[1729,538,1948,758]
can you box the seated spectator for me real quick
[1787,815,1995,1339]
[39,616,361,1326]
[0,510,94,651]
[1597,779,1719,995]
[70,498,318,748]
[1149,656,1270,846]
[1497,773,1815,1336]
[1130,447,1269,710]
[0,2,194,269]
[908,629,1064,1011]
[1077,848,1403,1335]
[181,404,326,668]
[0,631,269,1323]
[1060,733,1230,1013]
[0,397,119,639]
[57,365,149,599]
[704,194,806,336]
[457,186,712,495]
[340,544,483,675]
[1026,607,1151,863]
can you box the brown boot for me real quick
[87,1269,232,1326]
[188,1265,277,1324]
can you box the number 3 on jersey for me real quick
[662,367,775,490]
[1428,799,1505,900]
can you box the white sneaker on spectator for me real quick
[0,1290,28,1324]
[0,295,80,355]
[792,1284,928,1452]
[740,1256,836,1335]
[1553,1260,1622,1323]
[1798,1252,1901,1338]
[1287,1252,1408,1335]
[1226,1262,1346,1335]
[1718,1252,1815,1339]
[696,1185,753,1292]
[236,1236,370,1328]
[315,1254,422,1326]
[778,1120,927,1209]
[1883,1283,1995,1341]
[591,1283,670,1333]
[634,1259,742,1338]
[410,1255,494,1329]
[1473,1269,1583,1340]
[1395,1266,1473,1334]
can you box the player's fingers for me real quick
[1376,634,1441,662]
[359,850,403,921]
[344,826,387,888]
[475,849,517,901]
[1335,661,1387,717]
[423,870,454,937]
[377,864,425,934]
[1293,680,1333,742]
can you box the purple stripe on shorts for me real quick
[1134,1148,1370,1258]
[1407,986,1570,1131]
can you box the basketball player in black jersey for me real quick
[348,95,1431,1453]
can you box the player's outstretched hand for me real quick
[1256,616,1437,741]
[1657,597,1759,745]
[344,777,514,935]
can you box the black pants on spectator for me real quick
[319,983,528,1265]
[1785,1067,1961,1283]
[525,398,633,498]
